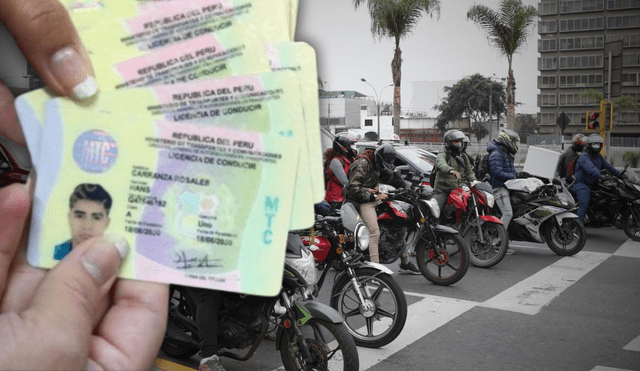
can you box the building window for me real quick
[541,112,556,125]
[559,74,603,87]
[622,73,639,86]
[560,17,604,32]
[559,35,604,50]
[538,94,557,107]
[607,0,640,10]
[538,38,558,52]
[538,75,558,88]
[539,57,558,70]
[559,94,598,106]
[540,1,558,14]
[560,0,605,13]
[539,20,558,33]
[606,33,640,47]
[559,55,603,69]
[608,15,640,29]
[624,53,640,66]
[364,119,373,127]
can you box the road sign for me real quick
[556,111,570,133]
[603,40,623,98]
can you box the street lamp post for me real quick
[324,81,331,131]
[361,78,393,140]
[488,74,506,141]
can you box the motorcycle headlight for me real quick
[423,198,440,219]
[355,223,370,252]
[287,248,317,286]
[484,192,495,208]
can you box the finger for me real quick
[0,0,97,100]
[0,82,25,145]
[0,182,31,298]
[88,281,168,370]
[16,237,128,368]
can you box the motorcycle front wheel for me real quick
[415,231,469,286]
[280,319,359,371]
[544,218,586,256]
[463,222,508,268]
[622,207,640,241]
[330,268,407,348]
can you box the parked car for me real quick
[0,135,32,187]
[354,141,436,186]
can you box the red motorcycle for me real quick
[439,178,508,268]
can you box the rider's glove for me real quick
[516,171,530,179]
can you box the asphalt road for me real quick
[154,225,640,371]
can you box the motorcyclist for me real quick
[573,134,620,223]
[432,130,477,219]
[558,133,586,178]
[189,288,226,371]
[345,143,419,274]
[324,134,357,203]
[487,129,527,255]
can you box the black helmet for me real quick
[571,133,587,152]
[585,134,604,155]
[462,135,470,151]
[496,129,520,155]
[333,134,356,159]
[374,143,397,171]
[444,130,466,155]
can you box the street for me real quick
[154,226,640,371]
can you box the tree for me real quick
[467,0,538,129]
[514,113,537,137]
[354,0,441,135]
[469,122,489,144]
[433,73,507,131]
[577,89,639,112]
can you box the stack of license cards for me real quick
[15,0,324,296]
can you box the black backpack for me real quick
[474,150,506,180]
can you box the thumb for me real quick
[22,236,129,364]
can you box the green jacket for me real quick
[345,156,406,203]
[433,150,476,192]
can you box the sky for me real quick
[294,0,540,115]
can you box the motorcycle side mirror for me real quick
[565,174,575,184]
[454,155,465,167]
[483,173,491,182]
[395,165,411,174]
[552,178,562,185]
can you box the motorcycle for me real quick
[294,202,408,348]
[439,174,508,268]
[572,163,640,241]
[161,233,359,371]
[376,184,470,286]
[492,176,586,256]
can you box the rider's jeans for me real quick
[573,182,591,222]
[493,187,513,230]
[360,200,381,263]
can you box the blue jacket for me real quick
[574,152,619,190]
[487,140,517,189]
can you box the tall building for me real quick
[537,0,640,139]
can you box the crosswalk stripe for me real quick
[623,334,640,352]
[590,366,636,371]
[479,251,610,315]
[613,239,640,258]
[358,295,477,370]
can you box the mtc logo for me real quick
[263,197,279,244]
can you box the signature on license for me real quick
[174,251,222,270]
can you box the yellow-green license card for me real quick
[28,95,300,296]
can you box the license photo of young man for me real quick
[53,183,112,260]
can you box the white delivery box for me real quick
[522,146,562,180]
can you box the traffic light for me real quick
[586,111,600,131]
[604,102,611,129]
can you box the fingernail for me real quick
[104,234,129,260]
[81,238,129,286]
[49,46,98,100]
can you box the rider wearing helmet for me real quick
[432,130,477,218]
[574,134,620,223]
[324,134,357,204]
[486,129,526,254]
[558,133,586,178]
[345,143,418,274]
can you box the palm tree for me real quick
[467,0,538,129]
[354,0,441,135]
